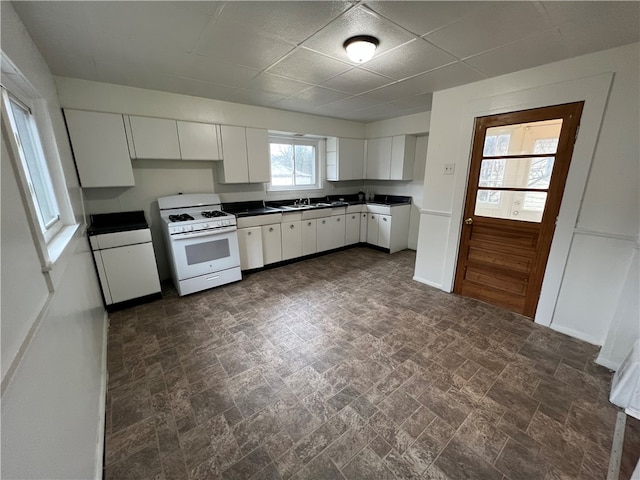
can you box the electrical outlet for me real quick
[443,163,455,175]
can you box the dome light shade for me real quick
[343,35,379,63]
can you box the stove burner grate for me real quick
[168,213,195,222]
[202,210,227,218]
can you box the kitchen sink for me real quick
[281,204,311,210]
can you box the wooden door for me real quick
[454,102,583,317]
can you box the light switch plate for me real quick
[444,163,455,175]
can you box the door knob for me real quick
[464,218,473,225]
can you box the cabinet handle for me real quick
[269,227,274,232]
[307,222,312,226]
[337,218,340,222]
[383,217,388,222]
[322,220,326,224]
[247,231,252,236]
[290,224,295,229]
[352,215,356,219]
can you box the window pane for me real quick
[270,143,294,186]
[475,190,546,223]
[478,157,554,189]
[9,99,59,228]
[294,145,315,186]
[485,119,562,156]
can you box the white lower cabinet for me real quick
[238,226,264,270]
[367,214,391,249]
[301,219,317,256]
[94,242,161,304]
[281,219,302,261]
[360,212,368,242]
[330,215,346,250]
[345,213,360,245]
[317,216,332,252]
[262,224,282,265]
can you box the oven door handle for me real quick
[171,226,237,239]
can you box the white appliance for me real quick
[610,339,640,420]
[158,193,241,296]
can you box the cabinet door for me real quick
[378,215,392,249]
[316,217,332,252]
[64,110,134,187]
[359,213,368,243]
[238,227,264,270]
[341,138,365,180]
[220,125,249,183]
[100,243,161,304]
[246,127,270,183]
[281,220,302,260]
[261,224,282,265]
[367,214,379,246]
[128,116,181,159]
[366,137,391,179]
[331,215,346,249]
[177,121,221,160]
[390,135,416,180]
[345,213,360,245]
[302,219,317,256]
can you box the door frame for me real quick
[439,73,614,328]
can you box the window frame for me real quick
[267,135,323,192]
[3,90,63,242]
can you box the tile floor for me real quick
[104,247,621,480]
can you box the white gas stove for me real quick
[158,193,241,296]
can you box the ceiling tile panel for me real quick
[215,1,351,44]
[425,2,551,58]
[465,29,567,77]
[365,62,486,101]
[362,38,458,80]
[301,5,417,64]
[183,56,260,88]
[276,86,350,110]
[194,21,294,70]
[230,88,288,108]
[267,48,351,84]
[244,73,312,97]
[320,68,393,94]
[365,1,493,36]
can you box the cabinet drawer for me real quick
[92,229,152,250]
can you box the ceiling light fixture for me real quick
[343,35,379,63]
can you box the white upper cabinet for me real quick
[366,135,416,180]
[176,121,221,161]
[390,135,416,180]
[326,137,365,181]
[365,137,392,180]
[127,116,181,160]
[218,125,270,184]
[246,128,270,183]
[64,109,135,188]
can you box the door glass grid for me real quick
[475,119,562,223]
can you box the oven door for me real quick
[168,227,240,280]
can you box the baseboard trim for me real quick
[549,323,600,346]
[94,310,109,480]
[413,275,442,289]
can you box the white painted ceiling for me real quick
[11,1,640,123]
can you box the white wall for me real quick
[1,3,106,478]
[414,43,639,367]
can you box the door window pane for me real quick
[485,119,562,156]
[475,190,547,223]
[478,157,555,189]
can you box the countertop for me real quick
[87,210,149,236]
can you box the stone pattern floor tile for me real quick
[104,247,621,479]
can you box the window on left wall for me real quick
[2,89,62,241]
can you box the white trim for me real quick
[419,209,451,217]
[549,323,600,346]
[572,227,639,244]
[606,411,627,480]
[0,294,53,395]
[94,310,109,480]
[413,275,442,289]
[595,354,620,371]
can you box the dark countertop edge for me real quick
[87,223,150,236]
[232,200,411,218]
